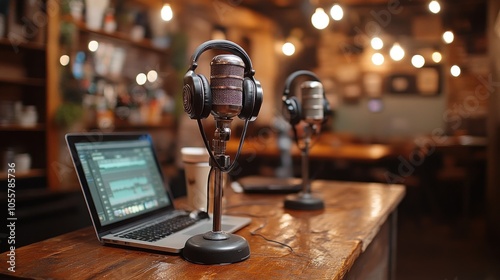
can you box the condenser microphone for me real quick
[301,81,324,124]
[210,54,244,119]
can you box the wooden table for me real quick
[1,181,405,279]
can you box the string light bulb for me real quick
[450,65,461,77]
[371,37,384,50]
[282,42,296,56]
[161,3,173,21]
[389,43,405,61]
[442,31,454,44]
[371,53,385,65]
[428,0,441,14]
[330,4,343,21]
[311,8,329,30]
[411,55,425,68]
[432,51,442,63]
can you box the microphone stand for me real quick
[182,119,250,264]
[284,123,325,210]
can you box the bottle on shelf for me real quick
[103,8,117,33]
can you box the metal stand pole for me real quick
[284,124,324,210]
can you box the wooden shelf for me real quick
[0,168,46,180]
[0,76,46,87]
[61,16,168,54]
[113,122,174,130]
[89,121,175,131]
[0,38,46,51]
[0,0,56,190]
[0,124,45,131]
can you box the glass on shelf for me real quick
[0,100,15,126]
[18,105,38,127]
[14,153,32,173]
[84,0,109,31]
[69,0,84,22]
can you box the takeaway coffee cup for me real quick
[181,147,212,212]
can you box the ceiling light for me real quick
[371,53,384,65]
[330,4,343,21]
[442,31,454,44]
[161,3,173,21]
[432,51,442,63]
[389,43,405,61]
[370,37,384,50]
[311,8,329,30]
[411,55,425,68]
[450,65,461,77]
[428,1,441,14]
[282,42,296,56]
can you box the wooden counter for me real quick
[1,181,405,279]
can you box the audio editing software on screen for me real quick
[75,140,171,226]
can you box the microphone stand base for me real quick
[182,232,250,265]
[284,192,325,210]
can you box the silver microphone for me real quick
[301,81,324,124]
[210,54,244,119]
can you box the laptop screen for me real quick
[74,138,172,226]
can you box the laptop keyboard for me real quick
[118,214,199,242]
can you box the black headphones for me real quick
[282,70,331,126]
[183,40,263,121]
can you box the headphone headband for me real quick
[283,70,321,98]
[189,40,255,78]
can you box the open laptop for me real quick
[65,132,251,253]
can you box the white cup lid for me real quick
[181,147,209,163]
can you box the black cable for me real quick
[205,166,214,213]
[223,207,312,257]
[196,118,250,173]
[249,220,295,253]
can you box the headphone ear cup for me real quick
[197,74,212,119]
[283,96,301,126]
[182,70,199,119]
[239,78,263,121]
[251,80,263,121]
[239,78,255,120]
[182,72,212,119]
[322,95,332,124]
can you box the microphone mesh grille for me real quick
[301,81,324,123]
[211,55,244,106]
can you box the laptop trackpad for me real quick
[183,223,235,235]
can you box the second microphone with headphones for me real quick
[281,70,330,211]
[282,70,331,127]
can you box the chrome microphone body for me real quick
[301,81,324,125]
[210,54,244,119]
